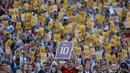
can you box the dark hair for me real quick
[1,61,8,65]
[22,63,28,73]
[92,69,98,72]
[120,62,128,70]
[103,70,109,73]
[51,65,58,73]
[51,70,58,73]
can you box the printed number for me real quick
[60,47,69,55]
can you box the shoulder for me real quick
[61,66,66,69]
[71,67,77,72]
[61,66,66,71]
[72,66,77,70]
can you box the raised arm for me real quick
[72,51,80,67]
[55,59,63,69]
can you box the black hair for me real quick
[103,70,109,73]
[1,61,8,65]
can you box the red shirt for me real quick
[61,66,77,73]
[8,3,13,8]
[124,32,130,38]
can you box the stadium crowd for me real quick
[0,0,130,73]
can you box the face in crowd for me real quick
[1,62,7,71]
[66,60,73,69]
[78,64,84,72]
[110,64,118,71]
[6,65,12,73]
[101,64,107,72]
[41,62,50,72]
[16,69,22,73]
[28,64,33,72]
[85,63,91,71]
[22,63,28,72]
[51,65,58,73]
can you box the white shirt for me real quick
[40,40,45,46]
[7,25,14,31]
[49,18,53,22]
[91,14,95,21]
[48,31,52,40]
[65,35,71,40]
[109,7,115,14]
[104,25,109,30]
[20,57,27,65]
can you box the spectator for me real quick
[119,62,129,73]
[60,59,77,73]
[51,65,58,73]
[101,64,107,72]
[77,64,84,73]
[38,62,51,73]
[0,0,130,73]
[58,52,79,73]
[83,63,92,73]
[16,69,22,73]
[12,61,21,73]
[6,65,13,73]
[109,64,118,73]
[21,63,28,73]
[0,61,8,73]
[92,69,98,73]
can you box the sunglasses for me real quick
[52,65,57,68]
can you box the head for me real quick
[92,69,98,73]
[97,65,101,73]
[0,61,8,71]
[51,65,58,73]
[120,62,128,72]
[78,64,84,72]
[111,64,118,71]
[36,57,40,62]
[16,69,22,73]
[51,61,58,73]
[22,63,28,72]
[92,65,98,73]
[85,63,91,71]
[103,70,109,73]
[101,64,107,71]
[28,64,33,72]
[66,60,73,69]
[42,62,50,72]
[6,65,12,73]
